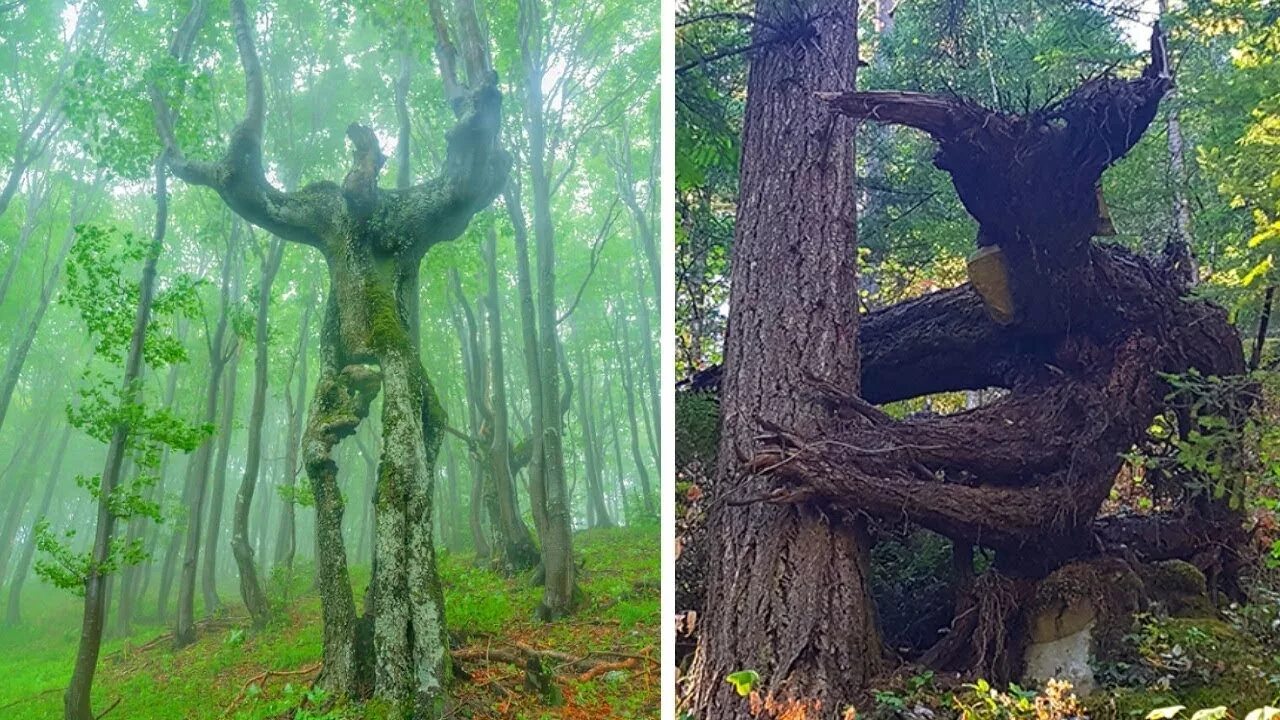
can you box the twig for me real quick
[94,697,122,720]
[0,687,59,711]
[222,662,322,717]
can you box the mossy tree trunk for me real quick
[156,0,507,710]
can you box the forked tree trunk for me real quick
[156,1,508,709]
[685,1,880,716]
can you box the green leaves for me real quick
[724,670,758,697]
[1147,706,1187,720]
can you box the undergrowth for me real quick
[0,525,658,719]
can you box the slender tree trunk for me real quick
[606,381,630,525]
[450,279,493,560]
[616,318,655,514]
[202,342,241,616]
[64,149,184,720]
[575,356,613,528]
[686,1,882,715]
[0,410,53,581]
[519,0,577,619]
[231,236,284,628]
[274,294,311,570]
[176,223,238,647]
[5,425,72,624]
[0,163,55,308]
[0,204,82,437]
[484,227,539,570]
[1158,0,1198,283]
[117,361,183,636]
[1252,286,1275,371]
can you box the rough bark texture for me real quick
[726,25,1249,681]
[685,2,880,717]
[157,0,508,710]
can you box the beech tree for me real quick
[152,0,509,709]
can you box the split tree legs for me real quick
[303,361,380,695]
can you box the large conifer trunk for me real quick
[685,1,882,716]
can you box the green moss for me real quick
[1141,560,1214,617]
[1092,616,1280,716]
[364,278,408,353]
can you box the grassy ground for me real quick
[0,525,658,719]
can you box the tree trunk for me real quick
[517,0,578,621]
[0,410,53,581]
[5,425,72,625]
[176,222,238,647]
[449,281,492,560]
[575,356,613,528]
[231,236,284,628]
[685,2,879,716]
[117,360,183,636]
[64,149,185,720]
[274,292,311,570]
[484,227,539,570]
[1252,286,1274,371]
[605,380,630,525]
[0,201,83,438]
[616,317,655,515]
[158,0,507,708]
[202,338,241,616]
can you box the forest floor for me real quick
[0,525,659,719]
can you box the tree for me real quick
[154,0,508,710]
[231,232,285,628]
[693,24,1248,697]
[684,1,879,717]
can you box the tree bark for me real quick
[0,410,53,584]
[517,0,578,620]
[685,2,879,717]
[616,315,655,515]
[575,355,613,528]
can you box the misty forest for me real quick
[0,0,658,718]
[677,0,1280,718]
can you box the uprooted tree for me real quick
[152,0,509,713]
[683,18,1250,715]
